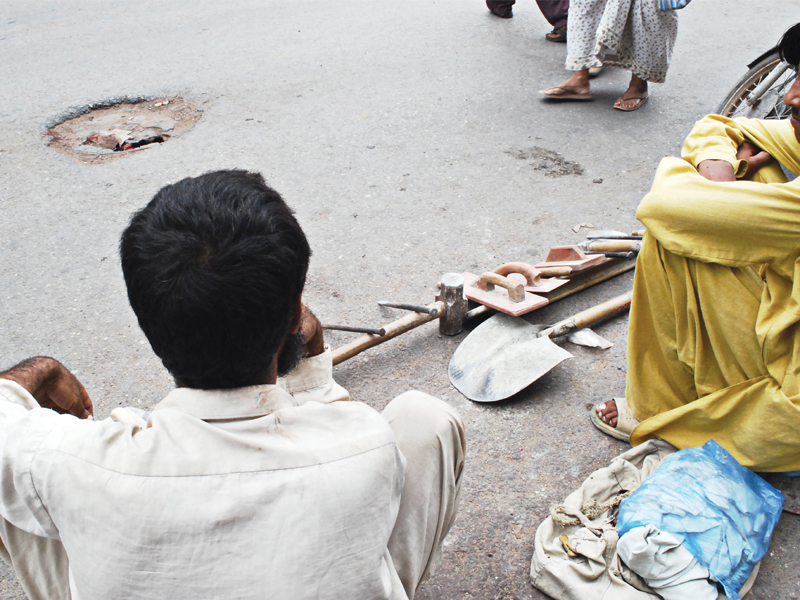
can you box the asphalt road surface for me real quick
[1,1,798,598]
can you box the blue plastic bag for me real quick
[618,440,783,600]
[659,0,691,10]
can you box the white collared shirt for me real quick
[0,349,407,600]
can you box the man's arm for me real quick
[637,157,800,268]
[685,114,800,181]
[698,141,774,182]
[0,357,93,419]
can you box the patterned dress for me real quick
[565,0,678,83]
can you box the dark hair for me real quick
[120,170,311,389]
[779,23,800,68]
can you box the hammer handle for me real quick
[332,301,445,366]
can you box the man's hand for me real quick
[0,357,93,419]
[298,305,325,358]
[697,141,774,182]
[737,141,774,179]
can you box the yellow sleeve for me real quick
[636,157,800,268]
[682,115,749,177]
[681,115,800,178]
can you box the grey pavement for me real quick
[1,1,798,598]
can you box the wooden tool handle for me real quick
[540,291,633,339]
[332,301,444,365]
[492,262,542,286]
[537,266,572,278]
[584,240,641,253]
[477,272,525,302]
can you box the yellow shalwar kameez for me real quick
[627,115,800,472]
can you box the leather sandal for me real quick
[539,86,593,101]
[591,397,639,442]
[613,94,649,112]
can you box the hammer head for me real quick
[437,273,469,336]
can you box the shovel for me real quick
[448,292,632,402]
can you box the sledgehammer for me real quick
[331,273,469,365]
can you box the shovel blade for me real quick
[448,313,573,402]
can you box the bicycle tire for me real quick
[716,50,795,119]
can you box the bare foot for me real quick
[595,399,619,427]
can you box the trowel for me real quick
[448,292,632,402]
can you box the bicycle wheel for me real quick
[716,51,796,119]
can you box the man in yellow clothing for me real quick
[594,24,800,472]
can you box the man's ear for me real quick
[288,295,303,335]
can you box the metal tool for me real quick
[332,273,469,365]
[448,292,632,402]
[534,246,606,271]
[330,258,637,366]
[323,324,386,336]
[585,251,635,259]
[586,229,645,240]
[378,301,440,317]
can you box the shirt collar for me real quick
[151,384,298,421]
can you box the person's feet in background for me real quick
[545,26,567,42]
[486,0,515,18]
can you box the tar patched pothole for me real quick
[45,96,202,164]
[507,146,584,177]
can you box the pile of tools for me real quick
[325,230,642,402]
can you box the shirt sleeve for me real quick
[277,346,350,405]
[681,115,749,177]
[681,115,800,178]
[0,379,61,539]
[636,157,800,270]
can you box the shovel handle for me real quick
[477,272,525,302]
[540,291,632,339]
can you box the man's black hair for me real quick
[779,23,800,68]
[120,170,311,389]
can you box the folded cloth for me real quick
[618,525,718,600]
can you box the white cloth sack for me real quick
[530,439,677,600]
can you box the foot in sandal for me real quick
[591,398,640,442]
[541,69,592,101]
[613,74,649,111]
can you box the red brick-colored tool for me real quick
[534,245,605,271]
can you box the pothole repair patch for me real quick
[506,147,584,177]
[46,96,201,164]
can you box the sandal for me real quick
[591,397,639,442]
[613,94,649,112]
[545,27,567,43]
[539,86,593,101]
